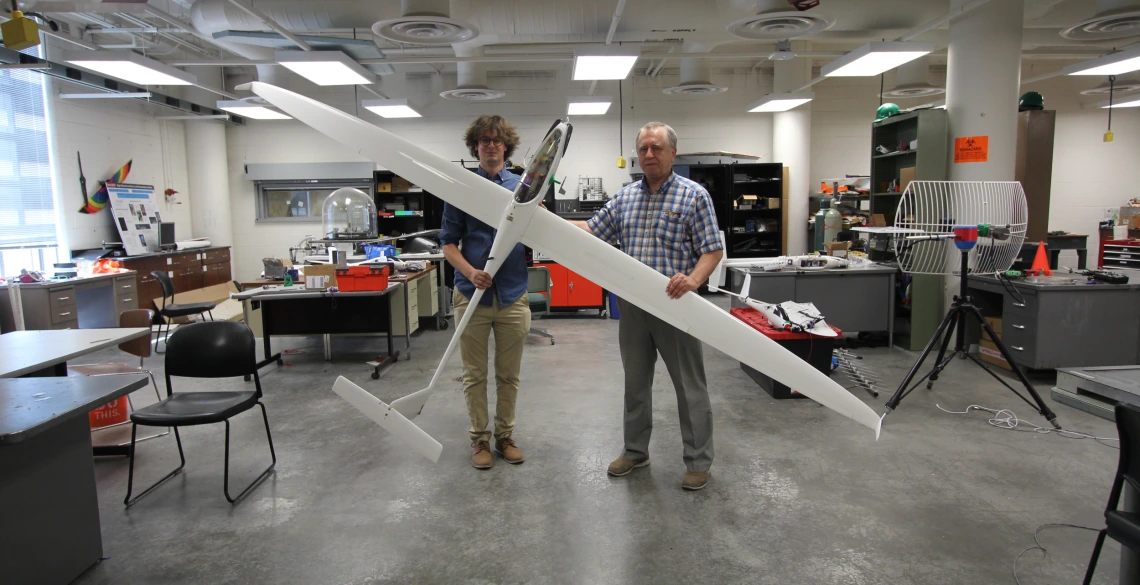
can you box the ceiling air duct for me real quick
[1061,0,1140,41]
[439,47,503,101]
[881,56,943,99]
[727,0,833,40]
[663,58,727,96]
[372,0,479,45]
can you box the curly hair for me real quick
[463,115,521,161]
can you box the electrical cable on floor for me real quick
[937,404,1119,449]
[1012,523,1103,585]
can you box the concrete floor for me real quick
[73,294,1123,585]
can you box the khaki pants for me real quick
[453,289,532,443]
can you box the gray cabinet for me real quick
[968,275,1140,370]
[1,272,138,331]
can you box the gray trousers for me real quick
[617,298,714,473]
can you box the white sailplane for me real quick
[243,82,882,462]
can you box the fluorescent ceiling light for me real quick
[216,100,292,120]
[362,98,422,118]
[60,92,152,99]
[821,42,934,77]
[276,50,375,86]
[573,47,639,81]
[567,96,612,115]
[65,51,196,85]
[1066,47,1140,76]
[1101,97,1140,108]
[746,92,814,112]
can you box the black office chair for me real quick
[151,270,216,353]
[124,321,276,506]
[1083,402,1140,584]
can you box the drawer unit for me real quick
[1098,239,1140,269]
[392,278,420,336]
[203,248,231,265]
[114,276,136,297]
[1002,292,1037,317]
[51,318,79,330]
[48,287,77,317]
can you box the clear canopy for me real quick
[323,187,377,240]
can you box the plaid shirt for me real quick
[587,172,723,277]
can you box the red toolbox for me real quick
[730,306,840,399]
[335,264,390,291]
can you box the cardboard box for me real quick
[376,182,392,193]
[870,214,888,227]
[766,197,780,209]
[736,194,757,210]
[900,167,916,193]
[825,241,851,258]
[979,339,1012,371]
[302,264,338,290]
[153,281,242,324]
[982,316,1002,343]
[392,176,415,192]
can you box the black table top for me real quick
[0,375,148,444]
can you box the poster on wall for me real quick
[108,183,162,256]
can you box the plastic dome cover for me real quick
[876,103,900,120]
[323,187,377,240]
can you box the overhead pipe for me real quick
[605,0,627,46]
[897,0,992,41]
[223,0,312,52]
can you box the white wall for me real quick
[48,76,193,256]
[225,65,776,280]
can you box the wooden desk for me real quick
[0,374,149,585]
[0,328,152,378]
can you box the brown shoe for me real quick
[495,437,525,464]
[682,471,710,491]
[471,440,492,469]
[607,456,650,477]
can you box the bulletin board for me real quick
[107,183,162,256]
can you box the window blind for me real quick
[0,43,56,248]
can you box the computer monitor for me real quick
[159,222,176,250]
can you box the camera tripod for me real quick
[883,248,1060,429]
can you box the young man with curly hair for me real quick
[439,115,531,469]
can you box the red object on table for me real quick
[729,306,842,338]
[334,265,390,291]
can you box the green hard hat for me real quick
[875,103,900,121]
[1019,91,1044,111]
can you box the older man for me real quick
[571,122,723,491]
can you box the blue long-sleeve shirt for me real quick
[438,167,529,306]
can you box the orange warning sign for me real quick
[954,135,989,163]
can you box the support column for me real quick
[772,41,812,255]
[943,0,1023,311]
[945,0,1023,181]
[183,67,233,248]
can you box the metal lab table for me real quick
[232,283,409,377]
[967,275,1140,370]
[728,265,897,347]
[0,328,153,378]
[1,374,149,585]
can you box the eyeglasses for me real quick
[478,137,504,146]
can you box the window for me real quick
[255,179,373,222]
[0,43,57,251]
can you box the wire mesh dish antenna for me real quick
[892,181,1028,275]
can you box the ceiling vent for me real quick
[1061,0,1140,41]
[663,58,727,95]
[439,60,504,101]
[1080,73,1140,95]
[727,0,833,40]
[372,0,479,45]
[881,56,944,99]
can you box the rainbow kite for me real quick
[78,159,132,214]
